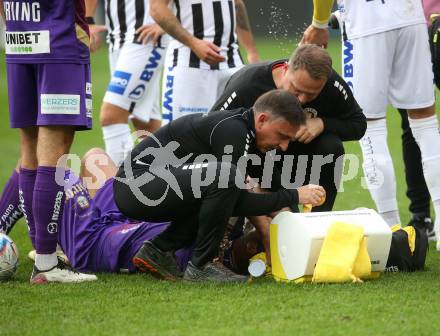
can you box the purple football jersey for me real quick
[4,0,90,64]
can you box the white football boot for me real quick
[30,257,97,284]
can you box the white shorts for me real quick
[342,24,435,119]
[161,60,242,124]
[103,43,166,122]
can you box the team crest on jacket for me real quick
[304,107,318,119]
[77,196,90,210]
[74,194,92,219]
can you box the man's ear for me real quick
[255,112,269,131]
[256,112,269,123]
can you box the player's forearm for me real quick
[237,29,258,56]
[312,0,334,28]
[248,215,270,237]
[235,0,258,55]
[235,0,251,31]
[150,0,196,48]
[233,189,299,217]
[85,0,99,18]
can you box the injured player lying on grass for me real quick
[4,148,428,279]
[7,148,266,278]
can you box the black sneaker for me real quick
[133,241,182,280]
[409,216,436,242]
[183,260,248,283]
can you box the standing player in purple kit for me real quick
[1,0,97,283]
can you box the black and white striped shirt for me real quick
[168,0,243,70]
[105,0,164,51]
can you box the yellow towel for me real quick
[352,237,371,279]
[294,237,374,284]
[391,224,416,254]
[402,226,416,254]
[312,221,369,283]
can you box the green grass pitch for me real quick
[1,39,440,335]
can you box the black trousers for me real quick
[113,161,297,266]
[398,109,430,216]
[276,132,345,212]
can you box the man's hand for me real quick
[297,184,326,206]
[189,38,225,65]
[300,25,329,48]
[246,176,265,193]
[295,118,324,144]
[89,24,107,53]
[136,23,165,46]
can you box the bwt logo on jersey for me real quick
[140,47,162,82]
[162,67,174,124]
[128,47,162,100]
[108,71,132,95]
[343,39,354,91]
[128,84,145,100]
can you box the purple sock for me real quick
[19,168,37,247]
[33,166,65,255]
[0,170,23,234]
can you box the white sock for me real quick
[409,115,440,237]
[380,210,401,227]
[359,119,399,214]
[102,124,134,166]
[35,252,57,271]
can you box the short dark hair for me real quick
[253,89,306,126]
[288,44,333,80]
